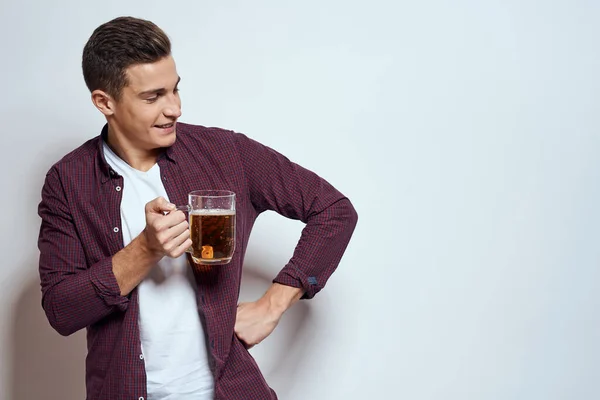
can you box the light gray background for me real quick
[1,1,599,399]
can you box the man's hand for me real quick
[235,283,304,349]
[234,300,281,349]
[142,196,192,259]
[112,197,192,296]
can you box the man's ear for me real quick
[91,89,116,116]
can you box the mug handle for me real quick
[174,205,191,213]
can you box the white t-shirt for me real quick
[103,143,214,400]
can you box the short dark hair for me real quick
[82,16,171,99]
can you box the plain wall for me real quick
[1,0,599,399]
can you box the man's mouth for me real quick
[155,122,175,129]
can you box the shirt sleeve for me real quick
[234,133,358,299]
[37,167,129,336]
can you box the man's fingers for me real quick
[235,305,260,349]
[163,223,191,256]
[152,211,187,232]
[145,196,176,214]
[238,337,253,349]
[168,237,193,258]
[165,220,190,241]
[234,327,253,349]
[156,220,188,246]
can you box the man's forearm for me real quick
[261,282,304,317]
[112,231,162,296]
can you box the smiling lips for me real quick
[155,122,174,129]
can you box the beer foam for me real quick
[190,209,235,216]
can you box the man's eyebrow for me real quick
[138,76,181,96]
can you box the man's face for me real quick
[110,55,182,151]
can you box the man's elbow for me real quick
[341,198,359,231]
[42,294,79,337]
[349,201,358,228]
[51,321,78,337]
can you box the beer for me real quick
[189,210,235,265]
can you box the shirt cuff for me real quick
[89,257,129,311]
[273,262,323,300]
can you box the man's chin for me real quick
[158,134,177,149]
[152,128,177,146]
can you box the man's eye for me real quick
[146,96,159,103]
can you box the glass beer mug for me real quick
[176,190,236,265]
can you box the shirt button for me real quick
[139,397,144,400]
[115,186,122,192]
[139,354,144,360]
[113,227,119,233]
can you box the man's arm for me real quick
[38,169,191,336]
[233,133,358,347]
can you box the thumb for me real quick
[145,196,175,214]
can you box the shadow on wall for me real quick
[239,264,314,396]
[9,270,87,400]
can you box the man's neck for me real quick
[106,126,160,172]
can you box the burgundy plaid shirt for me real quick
[37,122,358,400]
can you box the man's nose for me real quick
[164,95,182,119]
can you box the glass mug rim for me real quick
[188,190,236,198]
[176,190,236,213]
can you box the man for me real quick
[37,16,357,400]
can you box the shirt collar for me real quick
[96,123,178,183]
[97,124,113,183]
